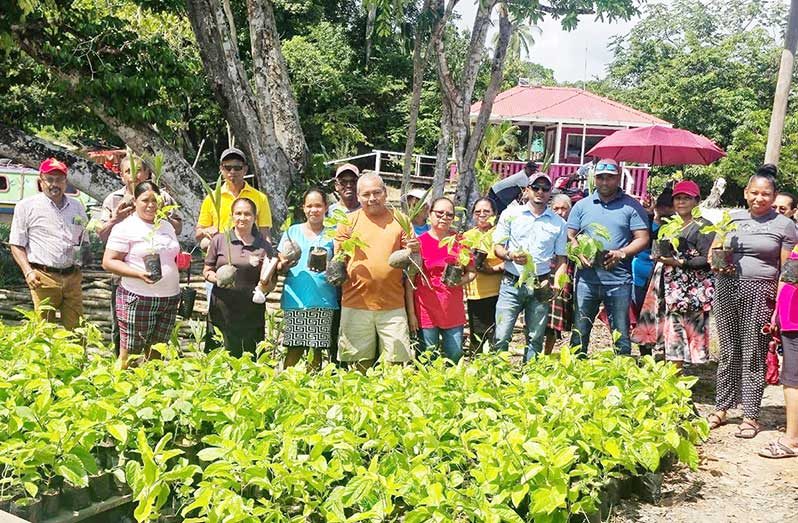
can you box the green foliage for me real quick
[475,122,522,193]
[567,224,612,268]
[460,222,495,253]
[700,210,737,248]
[514,252,539,289]
[0,317,707,521]
[439,234,471,267]
[597,0,789,202]
[323,209,368,261]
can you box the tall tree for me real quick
[428,0,638,208]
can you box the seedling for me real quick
[195,174,235,286]
[700,210,737,269]
[656,207,702,257]
[567,223,612,268]
[323,210,370,286]
[460,219,495,270]
[281,208,301,265]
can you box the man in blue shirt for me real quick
[567,159,650,355]
[493,172,568,361]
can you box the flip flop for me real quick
[734,421,761,439]
[707,412,726,429]
[758,439,798,459]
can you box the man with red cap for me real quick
[9,158,88,329]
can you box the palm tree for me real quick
[492,17,541,61]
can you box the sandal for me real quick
[758,439,798,459]
[707,412,726,430]
[734,420,761,439]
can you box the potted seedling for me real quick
[326,234,368,287]
[142,202,179,283]
[196,174,237,287]
[567,223,612,269]
[782,246,798,284]
[700,210,737,270]
[387,207,425,278]
[438,234,471,286]
[281,209,302,267]
[655,215,683,258]
[460,218,495,271]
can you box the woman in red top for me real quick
[408,197,476,362]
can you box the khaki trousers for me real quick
[29,269,83,330]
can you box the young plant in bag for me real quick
[460,216,495,271]
[196,174,236,287]
[700,210,737,270]
[567,223,612,269]
[388,190,430,277]
[656,206,702,258]
[323,209,368,286]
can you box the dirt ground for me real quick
[533,321,798,523]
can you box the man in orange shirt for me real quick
[336,173,419,371]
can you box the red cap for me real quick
[672,180,700,198]
[39,158,68,176]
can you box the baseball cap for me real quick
[39,158,68,176]
[219,147,247,163]
[404,188,429,202]
[528,173,552,186]
[672,180,701,198]
[594,159,620,176]
[335,163,360,178]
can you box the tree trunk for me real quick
[0,123,119,200]
[401,0,433,199]
[765,0,798,164]
[186,0,308,225]
[365,3,378,66]
[431,101,452,200]
[455,3,512,209]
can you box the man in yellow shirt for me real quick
[195,147,272,244]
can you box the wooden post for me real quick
[527,123,533,159]
[765,0,798,164]
[554,122,562,163]
[580,122,587,164]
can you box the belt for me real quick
[30,263,78,275]
[503,270,551,284]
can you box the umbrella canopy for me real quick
[586,125,726,166]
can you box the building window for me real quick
[0,176,8,192]
[565,134,605,160]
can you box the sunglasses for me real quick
[595,163,619,174]
[432,209,455,219]
[528,184,552,192]
[221,164,245,172]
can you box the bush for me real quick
[0,318,708,522]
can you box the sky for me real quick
[454,3,642,84]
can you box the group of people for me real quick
[8,151,798,459]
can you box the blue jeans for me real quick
[572,279,632,355]
[494,276,551,362]
[420,326,464,362]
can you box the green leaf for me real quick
[530,485,567,515]
[107,422,128,443]
[197,447,227,462]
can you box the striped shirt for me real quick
[9,193,87,269]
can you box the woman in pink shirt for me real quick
[760,264,798,458]
[407,197,475,362]
[103,181,181,367]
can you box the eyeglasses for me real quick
[474,209,493,215]
[337,178,357,186]
[528,184,552,192]
[432,209,455,219]
[221,164,245,172]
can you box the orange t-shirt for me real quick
[337,209,409,310]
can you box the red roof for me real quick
[470,85,669,127]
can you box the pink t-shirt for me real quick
[413,232,466,329]
[106,214,180,298]
[777,283,798,332]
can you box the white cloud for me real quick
[454,4,640,83]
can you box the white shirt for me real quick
[9,193,87,269]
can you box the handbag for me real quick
[763,323,781,385]
[178,258,197,319]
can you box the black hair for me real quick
[302,187,328,205]
[471,197,497,215]
[430,196,454,211]
[524,161,538,172]
[655,189,673,208]
[748,164,778,192]
[231,197,257,215]
[778,191,797,209]
[133,181,161,198]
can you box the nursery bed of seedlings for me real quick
[0,316,708,522]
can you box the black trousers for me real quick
[467,295,498,355]
[206,323,264,358]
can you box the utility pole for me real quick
[765,0,798,164]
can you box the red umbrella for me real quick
[586,125,726,166]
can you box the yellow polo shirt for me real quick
[197,181,272,230]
